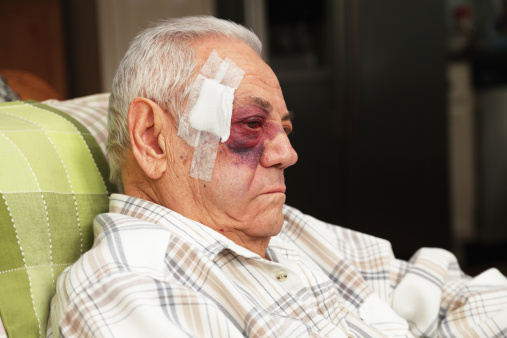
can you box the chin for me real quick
[260,204,286,235]
[244,194,286,236]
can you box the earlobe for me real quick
[128,98,168,180]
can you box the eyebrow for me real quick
[283,111,295,122]
[251,97,272,111]
[248,96,294,122]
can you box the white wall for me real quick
[96,0,215,92]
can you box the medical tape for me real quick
[177,49,245,181]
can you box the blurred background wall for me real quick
[1,0,506,275]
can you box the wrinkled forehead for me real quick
[192,37,288,116]
[191,37,274,85]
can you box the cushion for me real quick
[43,93,110,157]
[0,94,115,337]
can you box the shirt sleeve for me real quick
[390,247,507,337]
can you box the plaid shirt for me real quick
[48,194,507,337]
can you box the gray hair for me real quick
[107,16,262,185]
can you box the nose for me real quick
[260,130,298,170]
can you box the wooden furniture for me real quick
[0,0,67,99]
[0,69,61,101]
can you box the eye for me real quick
[283,125,293,135]
[245,120,263,129]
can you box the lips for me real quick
[263,186,286,194]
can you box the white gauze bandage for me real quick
[177,50,245,181]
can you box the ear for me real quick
[128,97,168,180]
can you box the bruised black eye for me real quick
[246,120,262,129]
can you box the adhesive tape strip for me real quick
[177,49,245,181]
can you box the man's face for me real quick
[190,37,298,240]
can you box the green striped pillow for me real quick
[0,99,115,338]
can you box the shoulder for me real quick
[280,204,402,306]
[60,212,172,295]
[281,204,393,256]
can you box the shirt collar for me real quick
[267,233,302,263]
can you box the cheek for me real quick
[224,126,264,169]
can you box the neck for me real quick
[124,178,272,259]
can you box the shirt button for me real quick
[276,271,288,282]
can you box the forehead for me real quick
[192,37,286,111]
[192,37,267,75]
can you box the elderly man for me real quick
[48,16,507,337]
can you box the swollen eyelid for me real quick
[246,121,262,129]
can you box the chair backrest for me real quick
[0,69,62,102]
[0,94,115,338]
